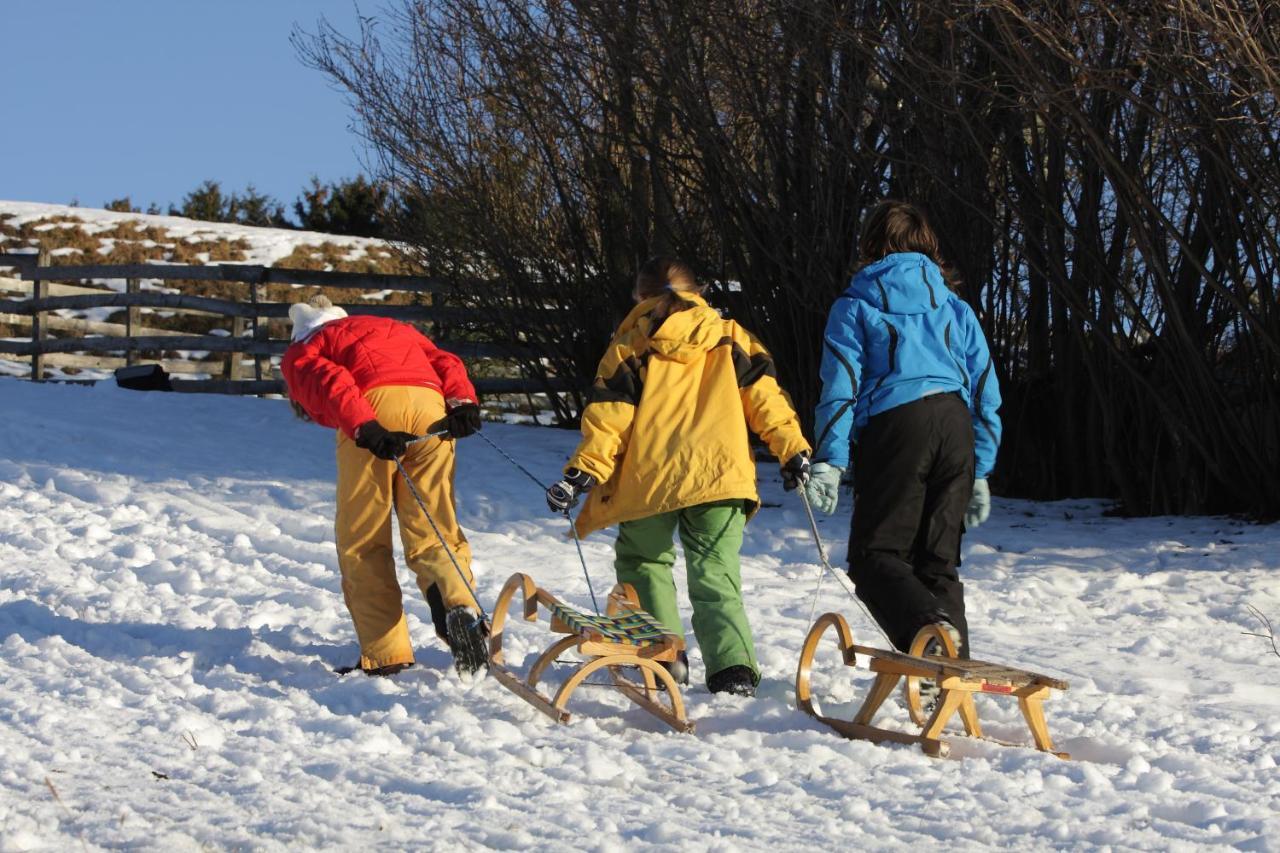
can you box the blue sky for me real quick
[0,1,378,213]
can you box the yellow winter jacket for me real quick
[568,292,810,536]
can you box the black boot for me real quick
[445,606,490,677]
[707,665,757,697]
[651,650,689,692]
[425,583,449,642]
[334,661,415,677]
[664,651,690,686]
[915,620,962,714]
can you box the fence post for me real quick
[251,270,266,381]
[228,317,246,381]
[226,273,248,382]
[125,277,139,367]
[30,248,50,381]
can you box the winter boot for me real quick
[914,620,962,715]
[334,661,415,677]
[425,583,449,642]
[664,651,690,687]
[707,664,757,697]
[445,606,490,677]
[651,650,689,692]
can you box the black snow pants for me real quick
[848,392,975,656]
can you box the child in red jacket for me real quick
[282,295,487,676]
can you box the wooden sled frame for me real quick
[796,613,1069,758]
[488,572,695,733]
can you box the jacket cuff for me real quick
[568,457,610,485]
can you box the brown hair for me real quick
[634,256,704,317]
[857,200,960,289]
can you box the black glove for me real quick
[355,420,418,461]
[546,467,596,513]
[781,451,811,492]
[443,403,482,439]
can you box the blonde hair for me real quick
[633,256,703,317]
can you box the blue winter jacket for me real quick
[813,252,1002,477]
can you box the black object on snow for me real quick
[114,364,173,392]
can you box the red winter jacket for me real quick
[281,315,477,438]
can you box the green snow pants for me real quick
[613,499,757,684]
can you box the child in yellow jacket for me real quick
[544,257,811,696]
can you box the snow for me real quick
[0,201,398,384]
[1,379,1278,850]
[0,201,388,268]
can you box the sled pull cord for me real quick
[394,455,490,624]
[796,488,892,646]
[474,431,601,614]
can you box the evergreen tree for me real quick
[293,175,391,237]
[172,180,229,222]
[228,184,290,228]
[170,180,290,227]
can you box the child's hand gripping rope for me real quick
[546,468,596,513]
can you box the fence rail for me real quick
[0,251,556,397]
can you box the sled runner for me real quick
[488,572,695,733]
[796,615,1069,758]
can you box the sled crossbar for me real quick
[489,572,695,733]
[797,613,1069,759]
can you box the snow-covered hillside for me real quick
[0,200,414,384]
[1,380,1277,850]
[0,200,390,268]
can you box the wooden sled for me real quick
[488,572,695,733]
[796,613,1069,758]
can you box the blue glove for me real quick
[965,478,990,528]
[804,462,844,515]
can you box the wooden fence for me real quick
[0,250,553,397]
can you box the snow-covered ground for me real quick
[1,379,1277,851]
[0,200,408,384]
[0,200,389,268]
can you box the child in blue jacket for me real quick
[806,200,1001,658]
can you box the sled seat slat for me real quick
[852,644,1068,691]
[547,601,673,647]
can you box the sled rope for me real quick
[394,455,489,624]
[476,430,546,491]
[797,488,893,646]
[475,431,601,614]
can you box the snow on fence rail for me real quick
[0,250,565,396]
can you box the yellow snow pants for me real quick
[335,385,477,670]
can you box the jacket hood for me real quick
[847,252,949,316]
[633,293,724,363]
[289,300,349,342]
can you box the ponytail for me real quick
[634,256,704,317]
